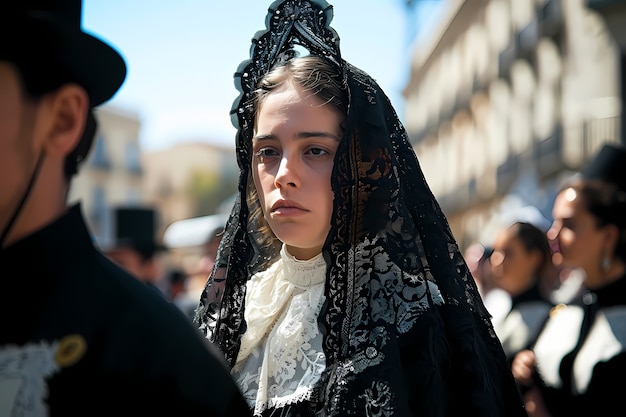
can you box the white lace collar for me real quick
[234,245,327,415]
[282,247,326,288]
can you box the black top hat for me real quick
[581,143,626,192]
[0,0,126,106]
[110,207,165,258]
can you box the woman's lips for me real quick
[271,200,307,215]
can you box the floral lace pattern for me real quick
[233,246,327,416]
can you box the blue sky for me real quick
[83,1,445,151]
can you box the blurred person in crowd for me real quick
[167,268,187,300]
[548,264,585,305]
[490,221,556,362]
[547,232,586,305]
[0,1,250,415]
[498,205,584,306]
[179,221,225,320]
[104,206,166,292]
[464,242,511,329]
[185,224,224,294]
[195,1,527,416]
[163,213,228,320]
[512,143,626,417]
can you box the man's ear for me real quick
[41,84,89,158]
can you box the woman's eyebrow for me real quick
[253,131,340,142]
[252,134,277,142]
[296,131,341,141]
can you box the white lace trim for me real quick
[0,342,60,417]
[233,245,327,416]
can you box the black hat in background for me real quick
[0,0,126,106]
[109,207,166,259]
[582,143,626,192]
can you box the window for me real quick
[90,134,111,169]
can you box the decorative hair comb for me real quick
[230,0,342,134]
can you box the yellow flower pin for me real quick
[54,334,87,368]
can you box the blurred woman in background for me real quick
[490,221,556,362]
[512,143,626,417]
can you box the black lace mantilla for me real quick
[195,1,527,416]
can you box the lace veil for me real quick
[195,1,526,415]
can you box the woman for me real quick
[464,242,511,329]
[511,143,626,416]
[490,221,555,362]
[195,1,526,416]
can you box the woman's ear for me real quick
[528,248,542,271]
[41,84,89,159]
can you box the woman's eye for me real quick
[307,147,329,156]
[254,148,279,158]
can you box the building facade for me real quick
[68,105,143,247]
[141,142,237,231]
[404,0,625,248]
[69,107,237,250]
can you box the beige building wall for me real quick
[68,105,143,243]
[69,106,236,253]
[142,142,237,234]
[404,0,623,248]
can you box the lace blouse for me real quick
[233,245,327,416]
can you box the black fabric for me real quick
[509,282,547,309]
[0,204,250,416]
[195,1,527,416]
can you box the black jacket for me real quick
[0,204,250,416]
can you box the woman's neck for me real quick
[586,260,626,290]
[285,244,323,261]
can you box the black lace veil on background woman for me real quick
[195,0,527,415]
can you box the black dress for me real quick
[195,1,528,416]
[532,274,626,416]
[0,204,250,416]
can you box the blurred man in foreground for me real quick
[0,1,250,415]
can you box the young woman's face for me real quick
[252,83,342,260]
[548,187,605,285]
[490,228,539,296]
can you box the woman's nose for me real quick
[274,156,299,188]
[546,223,560,253]
[546,223,559,241]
